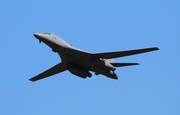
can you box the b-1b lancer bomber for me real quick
[29,33,159,82]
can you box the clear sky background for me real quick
[1,0,179,115]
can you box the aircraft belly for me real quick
[67,63,92,78]
[60,52,117,79]
[62,56,111,72]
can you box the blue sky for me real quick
[1,0,179,115]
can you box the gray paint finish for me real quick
[29,33,159,82]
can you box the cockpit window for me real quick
[44,32,51,35]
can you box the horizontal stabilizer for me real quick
[91,47,159,59]
[29,62,67,82]
[111,63,139,67]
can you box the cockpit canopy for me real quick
[44,32,51,35]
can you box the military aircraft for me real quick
[29,32,159,82]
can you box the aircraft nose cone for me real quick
[33,33,42,38]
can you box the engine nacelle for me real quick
[91,58,116,71]
[68,64,92,78]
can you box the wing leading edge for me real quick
[91,47,159,59]
[29,62,67,82]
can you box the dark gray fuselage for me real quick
[34,33,117,79]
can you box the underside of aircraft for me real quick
[29,33,159,82]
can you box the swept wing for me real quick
[91,47,159,59]
[29,62,67,82]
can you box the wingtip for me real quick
[128,63,140,66]
[29,78,35,82]
[153,47,160,50]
